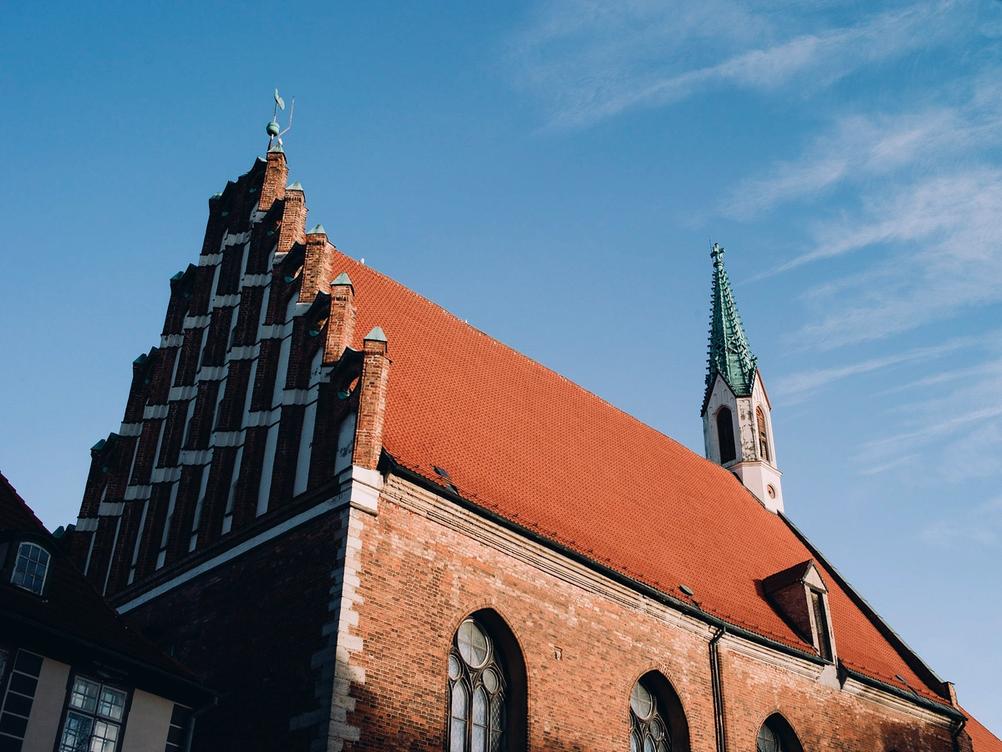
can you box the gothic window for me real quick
[756,714,803,752]
[756,407,770,462]
[10,542,50,595]
[628,672,690,752]
[630,679,670,752]
[448,619,507,752]
[716,407,736,464]
[447,612,526,752]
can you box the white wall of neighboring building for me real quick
[20,657,69,752]
[19,656,178,752]
[121,690,175,752]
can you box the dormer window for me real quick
[762,560,837,663]
[11,542,50,595]
[809,588,833,661]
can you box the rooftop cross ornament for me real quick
[266,88,295,151]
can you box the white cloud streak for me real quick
[773,337,975,404]
[920,497,1002,548]
[508,0,962,128]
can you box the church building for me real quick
[62,129,1001,751]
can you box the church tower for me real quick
[701,243,783,513]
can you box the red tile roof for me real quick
[331,250,953,706]
[966,708,1002,752]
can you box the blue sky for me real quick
[2,0,1000,733]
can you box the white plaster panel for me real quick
[121,690,174,752]
[20,657,70,752]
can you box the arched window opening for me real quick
[756,407,770,462]
[629,672,690,752]
[756,714,803,752]
[447,612,525,752]
[11,542,50,595]
[716,407,736,464]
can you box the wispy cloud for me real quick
[920,497,1002,547]
[853,352,1002,478]
[877,357,1002,396]
[724,67,1002,348]
[791,167,1002,348]
[773,337,976,404]
[724,107,974,220]
[507,0,962,128]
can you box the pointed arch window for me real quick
[628,672,690,752]
[448,616,525,752]
[716,407,736,464]
[755,407,770,462]
[756,714,803,752]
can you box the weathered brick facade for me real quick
[66,145,997,751]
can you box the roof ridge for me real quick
[332,251,729,470]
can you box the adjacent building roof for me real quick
[0,472,208,704]
[703,242,757,410]
[325,248,953,707]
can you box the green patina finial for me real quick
[266,88,295,151]
[704,242,757,403]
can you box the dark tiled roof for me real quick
[0,471,203,699]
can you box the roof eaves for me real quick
[383,452,828,667]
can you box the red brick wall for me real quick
[123,509,346,752]
[338,477,959,752]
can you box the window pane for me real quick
[91,719,120,752]
[449,682,467,752]
[473,687,487,726]
[450,719,466,752]
[630,681,653,719]
[59,711,94,752]
[97,687,126,721]
[757,724,781,752]
[472,725,486,752]
[472,687,488,751]
[70,677,100,713]
[481,667,499,694]
[457,621,489,668]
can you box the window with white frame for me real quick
[58,676,128,752]
[10,542,50,595]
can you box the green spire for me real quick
[705,243,757,403]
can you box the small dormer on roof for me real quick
[763,560,836,664]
